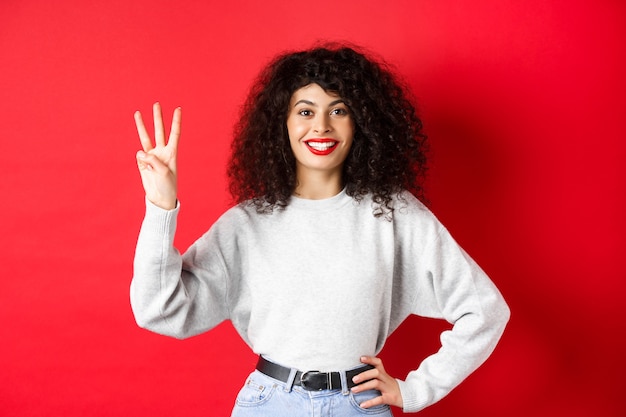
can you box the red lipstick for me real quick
[304,138,338,156]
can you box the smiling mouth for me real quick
[305,139,338,155]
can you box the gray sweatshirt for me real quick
[130,189,510,413]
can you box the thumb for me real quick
[136,150,169,173]
[136,150,152,171]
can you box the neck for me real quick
[293,169,343,200]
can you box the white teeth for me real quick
[306,141,337,151]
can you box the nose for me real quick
[313,114,331,134]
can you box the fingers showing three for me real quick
[134,103,182,152]
[133,103,181,210]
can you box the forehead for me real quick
[290,83,341,105]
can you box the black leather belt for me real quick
[256,356,374,391]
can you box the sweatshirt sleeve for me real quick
[397,224,510,413]
[129,199,230,339]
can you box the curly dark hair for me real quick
[227,42,428,216]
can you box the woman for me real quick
[131,44,510,416]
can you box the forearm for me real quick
[130,199,185,336]
[130,198,232,340]
[398,289,510,412]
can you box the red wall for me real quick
[1,1,624,416]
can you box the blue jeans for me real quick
[231,369,394,416]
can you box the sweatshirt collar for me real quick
[288,187,352,211]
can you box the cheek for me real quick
[288,124,309,143]
[343,122,355,142]
[286,119,300,141]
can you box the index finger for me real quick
[134,110,154,152]
[167,107,182,149]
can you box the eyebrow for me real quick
[293,99,346,107]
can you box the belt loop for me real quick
[339,370,349,395]
[283,367,298,393]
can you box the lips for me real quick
[304,139,339,155]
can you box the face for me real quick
[286,83,354,181]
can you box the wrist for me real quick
[147,197,177,211]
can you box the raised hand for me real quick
[134,103,181,210]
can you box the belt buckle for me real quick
[300,370,328,391]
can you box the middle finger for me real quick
[153,102,166,147]
[353,368,379,385]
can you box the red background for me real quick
[1,1,624,416]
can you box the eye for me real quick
[298,109,313,117]
[330,107,349,116]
